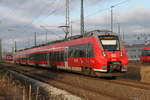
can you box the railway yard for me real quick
[0,0,150,100]
[0,62,150,100]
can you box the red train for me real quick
[2,55,13,62]
[140,46,150,63]
[14,30,128,76]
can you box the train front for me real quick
[140,46,150,63]
[93,31,128,76]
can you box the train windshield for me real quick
[99,35,120,51]
[142,50,150,56]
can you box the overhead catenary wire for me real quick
[112,0,130,7]
[17,0,61,29]
[14,0,130,38]
[70,0,129,25]
[71,0,130,32]
[46,0,62,17]
[110,0,130,32]
[8,0,64,49]
[8,0,131,29]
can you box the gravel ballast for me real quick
[8,70,83,100]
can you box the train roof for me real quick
[17,30,116,52]
[85,30,117,36]
[67,30,116,39]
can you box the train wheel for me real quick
[35,63,39,67]
[82,67,91,76]
[111,76,117,79]
[90,68,96,77]
[51,66,58,71]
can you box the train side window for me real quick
[29,54,35,61]
[61,51,65,61]
[49,51,65,61]
[69,49,74,57]
[51,52,54,61]
[79,50,85,57]
[87,43,94,57]
[42,53,46,61]
[68,43,94,58]
[52,52,55,61]
[55,52,57,61]
[49,52,52,61]
[32,53,47,61]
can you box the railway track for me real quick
[1,63,150,100]
[110,78,150,89]
[0,63,121,100]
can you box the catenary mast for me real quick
[80,0,84,35]
[65,0,70,39]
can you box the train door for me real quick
[26,55,29,65]
[85,43,91,67]
[64,47,71,70]
[47,52,49,67]
[48,52,52,67]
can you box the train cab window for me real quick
[99,35,120,51]
[142,50,150,56]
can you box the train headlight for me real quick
[120,51,123,57]
[102,51,106,57]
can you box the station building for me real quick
[125,44,145,61]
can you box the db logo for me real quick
[111,54,116,57]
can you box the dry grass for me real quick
[140,66,150,83]
[0,71,23,100]
[0,70,45,100]
[0,69,67,100]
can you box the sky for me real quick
[0,0,150,52]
